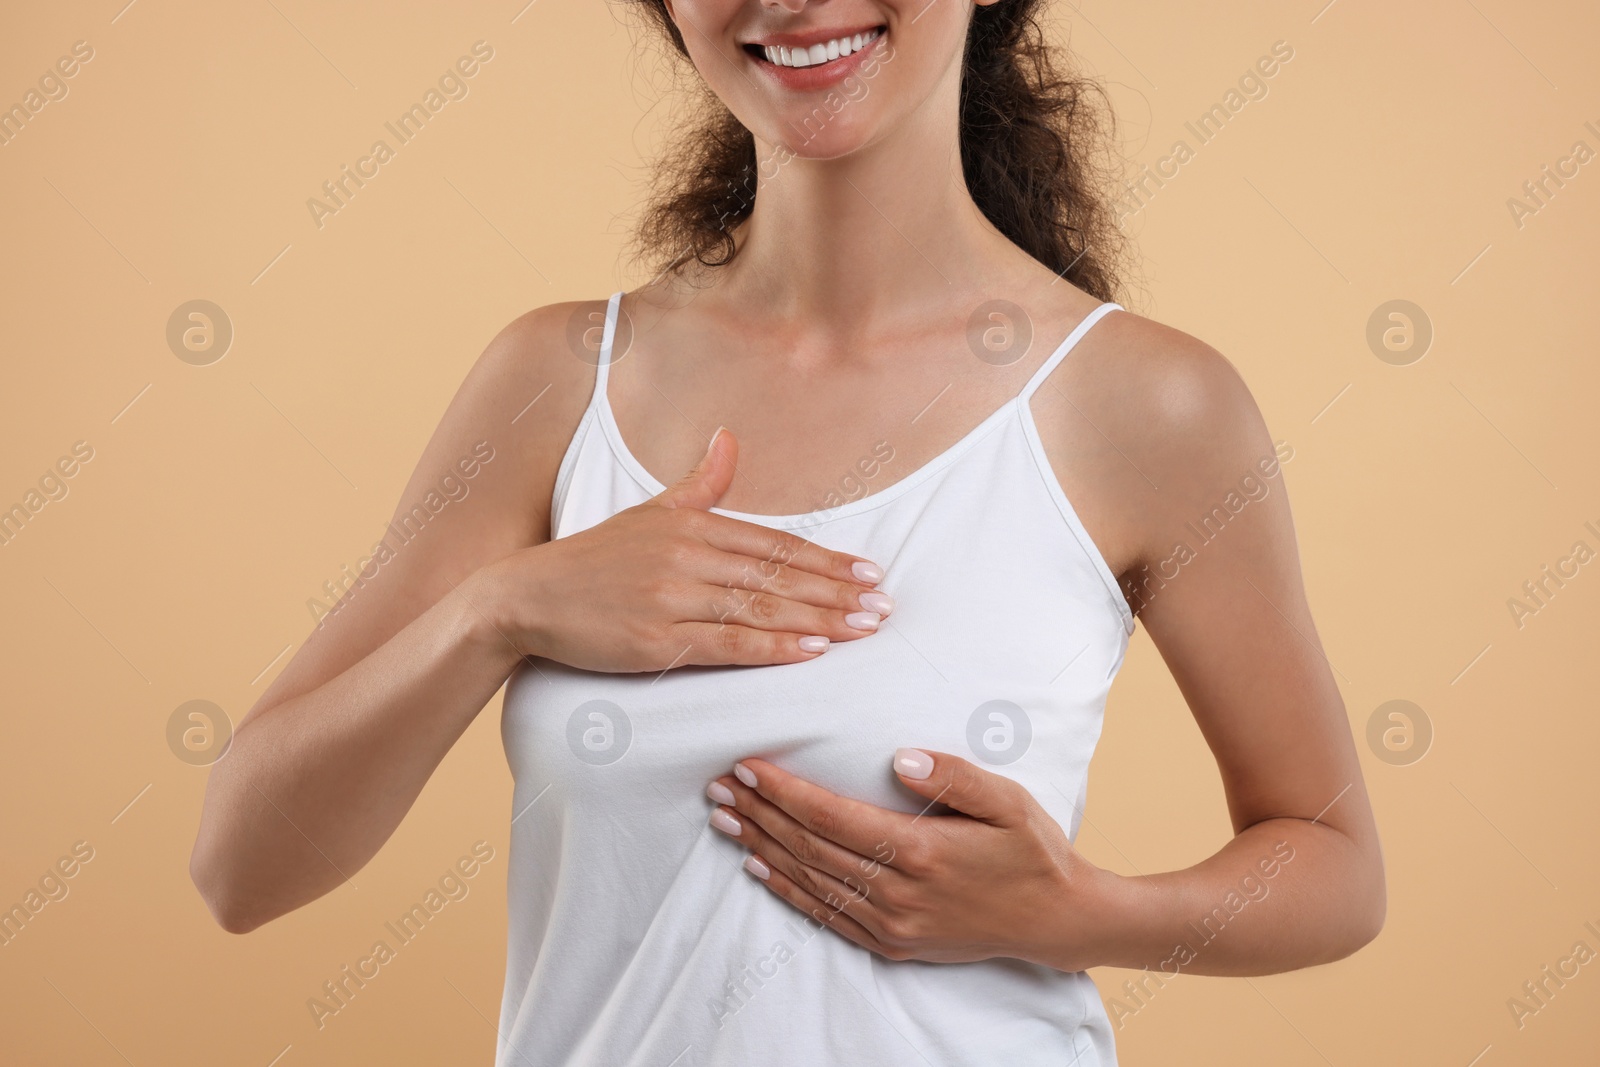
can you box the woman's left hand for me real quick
[705,748,1119,971]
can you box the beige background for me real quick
[2,0,1596,1063]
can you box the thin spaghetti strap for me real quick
[588,290,623,411]
[1017,302,1122,402]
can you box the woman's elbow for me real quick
[189,833,266,935]
[1353,861,1388,950]
[1330,845,1387,962]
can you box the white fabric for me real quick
[496,291,1132,1066]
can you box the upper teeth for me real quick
[763,28,881,69]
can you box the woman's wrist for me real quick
[1029,859,1161,974]
[452,555,543,671]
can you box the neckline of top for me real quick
[588,291,1123,527]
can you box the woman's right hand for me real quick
[472,428,894,673]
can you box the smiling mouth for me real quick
[744,26,885,70]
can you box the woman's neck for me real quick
[713,115,1037,334]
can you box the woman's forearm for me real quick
[189,568,525,933]
[1070,817,1385,977]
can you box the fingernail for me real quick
[711,809,742,836]
[858,591,895,615]
[705,425,725,455]
[734,762,758,788]
[893,748,934,780]
[744,855,771,880]
[852,561,884,584]
[798,635,830,653]
[845,611,881,631]
[707,781,736,806]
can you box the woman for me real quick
[191,1,1386,1063]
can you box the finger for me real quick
[712,801,883,922]
[891,748,1028,826]
[732,759,917,865]
[717,776,897,890]
[650,429,887,587]
[700,550,896,621]
[697,512,887,588]
[652,425,737,512]
[667,621,835,666]
[733,836,893,957]
[685,578,886,645]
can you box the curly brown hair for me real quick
[624,1,1129,303]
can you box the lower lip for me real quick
[750,31,885,92]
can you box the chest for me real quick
[507,472,1128,826]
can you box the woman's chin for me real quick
[755,121,882,166]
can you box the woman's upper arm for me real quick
[1045,314,1378,853]
[1120,330,1374,847]
[240,299,601,729]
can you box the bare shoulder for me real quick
[425,298,610,533]
[1086,308,1268,461]
[1030,303,1287,579]
[463,299,606,437]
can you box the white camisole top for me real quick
[496,291,1132,1066]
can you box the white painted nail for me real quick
[893,748,934,780]
[852,561,884,584]
[859,591,894,614]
